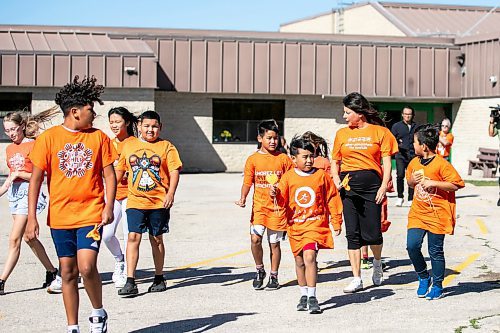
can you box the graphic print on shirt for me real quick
[9,153,25,171]
[294,186,320,223]
[414,178,438,217]
[129,152,161,192]
[57,143,94,178]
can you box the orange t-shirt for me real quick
[6,139,35,174]
[243,151,294,231]
[332,124,398,177]
[437,132,454,158]
[277,168,343,256]
[406,155,464,234]
[112,137,134,201]
[116,137,182,210]
[29,125,117,229]
[313,156,331,175]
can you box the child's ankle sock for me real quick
[299,286,308,296]
[67,325,80,333]
[270,271,278,278]
[91,307,106,317]
[154,274,164,283]
[256,264,264,272]
[126,277,135,285]
[307,287,316,298]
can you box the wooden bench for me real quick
[468,147,499,178]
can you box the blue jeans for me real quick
[406,228,445,288]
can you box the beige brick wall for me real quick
[155,92,346,172]
[452,97,500,178]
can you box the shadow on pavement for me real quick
[129,312,257,333]
[444,281,500,297]
[320,288,395,311]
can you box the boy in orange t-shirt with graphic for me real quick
[406,124,464,300]
[116,110,182,296]
[235,120,293,290]
[26,76,117,333]
[271,136,342,314]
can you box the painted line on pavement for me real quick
[475,218,489,235]
[442,253,480,287]
[171,249,250,272]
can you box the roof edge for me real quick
[455,31,500,45]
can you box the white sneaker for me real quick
[112,261,125,283]
[395,198,404,207]
[115,273,127,288]
[343,278,363,293]
[372,260,384,286]
[47,275,62,294]
[89,310,108,333]
[404,200,413,207]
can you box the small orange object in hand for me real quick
[341,173,351,191]
[86,224,101,241]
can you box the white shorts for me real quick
[250,224,287,244]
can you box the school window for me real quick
[0,93,32,142]
[212,99,285,143]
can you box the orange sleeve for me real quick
[101,133,118,168]
[380,127,399,157]
[166,143,183,171]
[277,171,290,207]
[325,173,343,230]
[243,155,255,187]
[332,130,343,161]
[440,159,464,188]
[29,133,50,171]
[406,158,417,182]
[283,154,294,171]
[447,133,454,145]
[116,144,127,171]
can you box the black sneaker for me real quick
[0,279,5,295]
[497,198,500,206]
[89,309,108,333]
[148,279,167,293]
[118,281,138,296]
[266,275,280,290]
[252,269,266,290]
[42,269,57,288]
[308,296,322,314]
[296,296,308,311]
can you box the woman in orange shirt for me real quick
[332,92,398,293]
[436,118,454,161]
[104,107,138,288]
[0,109,59,295]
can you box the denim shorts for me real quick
[126,208,170,236]
[51,225,102,258]
[8,181,47,215]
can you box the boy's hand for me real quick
[412,170,424,184]
[163,192,175,209]
[269,185,278,197]
[101,204,114,226]
[420,179,436,191]
[25,216,39,241]
[334,227,342,236]
[235,198,246,208]
[10,171,19,181]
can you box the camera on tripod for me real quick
[490,105,500,123]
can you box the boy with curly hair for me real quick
[26,76,117,333]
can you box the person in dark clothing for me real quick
[391,106,417,206]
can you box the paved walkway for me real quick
[0,173,498,332]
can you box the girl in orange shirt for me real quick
[437,118,454,161]
[332,92,398,293]
[271,137,342,314]
[103,107,138,288]
[0,109,59,296]
[302,131,331,175]
[406,124,464,300]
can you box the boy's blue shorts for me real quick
[126,208,170,236]
[50,225,102,258]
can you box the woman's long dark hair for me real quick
[343,92,385,126]
[108,107,138,137]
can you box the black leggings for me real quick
[340,170,383,250]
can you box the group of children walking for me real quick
[0,75,464,330]
[236,95,464,314]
